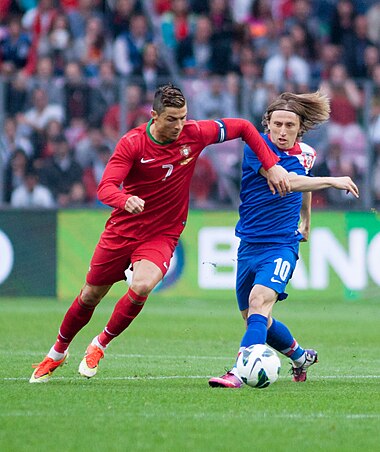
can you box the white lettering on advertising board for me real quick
[198,227,380,291]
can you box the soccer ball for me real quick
[236,344,281,388]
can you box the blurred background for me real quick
[0,0,379,211]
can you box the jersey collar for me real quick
[146,119,174,145]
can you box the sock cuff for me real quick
[127,288,147,304]
[247,313,268,326]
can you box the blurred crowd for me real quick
[0,0,380,210]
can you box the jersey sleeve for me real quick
[97,136,136,209]
[197,118,279,170]
[243,144,263,173]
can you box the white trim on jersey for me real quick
[214,120,227,143]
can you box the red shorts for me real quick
[86,229,178,286]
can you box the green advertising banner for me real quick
[58,209,380,302]
[0,210,57,296]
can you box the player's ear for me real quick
[151,109,158,121]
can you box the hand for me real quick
[125,195,145,214]
[298,221,310,242]
[332,177,360,198]
[266,165,291,197]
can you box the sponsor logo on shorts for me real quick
[270,277,282,284]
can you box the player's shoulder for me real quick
[118,123,147,147]
[298,142,317,157]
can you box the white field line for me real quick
[0,407,378,421]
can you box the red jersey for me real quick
[97,118,279,241]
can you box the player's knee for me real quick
[80,287,103,306]
[130,280,153,297]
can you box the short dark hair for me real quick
[152,83,186,114]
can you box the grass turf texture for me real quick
[0,296,379,452]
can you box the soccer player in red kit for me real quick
[30,84,290,383]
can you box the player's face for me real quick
[152,106,187,142]
[267,110,301,150]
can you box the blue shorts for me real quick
[236,240,299,311]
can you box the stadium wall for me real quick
[0,209,379,300]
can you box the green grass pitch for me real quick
[0,295,379,452]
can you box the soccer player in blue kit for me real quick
[209,91,359,388]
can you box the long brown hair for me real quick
[262,91,331,137]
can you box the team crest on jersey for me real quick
[179,145,193,165]
[298,142,316,173]
[180,145,191,158]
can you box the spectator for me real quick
[0,15,31,75]
[113,13,153,76]
[66,0,104,39]
[176,15,214,77]
[160,0,196,51]
[74,125,113,169]
[26,55,63,104]
[284,0,322,43]
[364,45,380,79]
[313,42,341,82]
[329,0,356,48]
[82,144,112,203]
[192,74,238,119]
[62,61,91,122]
[4,70,29,115]
[39,134,84,207]
[288,22,317,62]
[177,14,233,76]
[106,0,142,38]
[89,60,119,127]
[131,42,171,101]
[37,118,64,162]
[72,15,113,77]
[320,63,367,179]
[102,83,150,144]
[10,168,55,208]
[47,12,74,75]
[17,87,65,151]
[0,116,34,164]
[263,34,311,92]
[21,0,59,74]
[342,14,374,79]
[366,3,380,46]
[3,148,31,203]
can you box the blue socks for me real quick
[266,318,304,360]
[240,314,268,347]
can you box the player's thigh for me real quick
[248,284,277,317]
[86,237,133,286]
[131,237,177,278]
[130,259,163,295]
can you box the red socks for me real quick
[98,288,147,347]
[54,295,95,354]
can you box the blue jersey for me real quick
[235,134,316,245]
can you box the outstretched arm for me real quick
[287,174,360,198]
[259,170,359,198]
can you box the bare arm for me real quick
[299,192,312,242]
[259,169,359,198]
[287,173,360,198]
